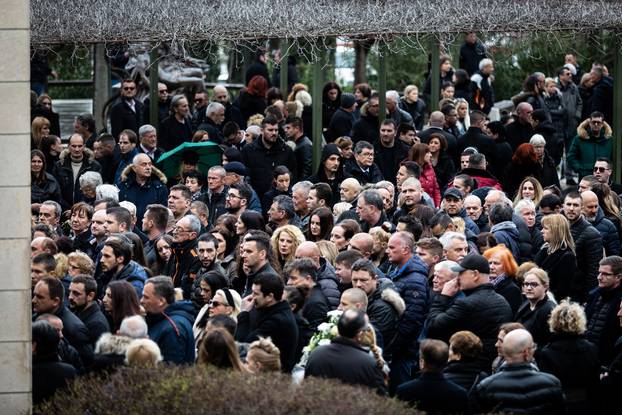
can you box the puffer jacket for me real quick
[443,359,488,392]
[367,280,405,356]
[588,207,620,256]
[32,173,62,204]
[567,119,613,179]
[388,256,430,358]
[427,283,513,368]
[570,216,603,301]
[490,221,521,261]
[316,258,341,310]
[585,284,622,365]
[111,260,148,298]
[146,300,196,364]
[52,148,102,209]
[117,164,168,223]
[419,163,441,207]
[241,136,297,196]
[514,213,535,264]
[470,363,566,414]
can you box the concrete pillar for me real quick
[0,0,32,413]
[378,44,387,124]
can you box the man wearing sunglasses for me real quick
[110,78,143,139]
[593,157,622,195]
[567,111,612,180]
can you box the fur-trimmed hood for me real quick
[295,89,312,107]
[577,118,612,140]
[58,147,95,163]
[120,163,168,184]
[380,287,406,316]
[95,333,133,355]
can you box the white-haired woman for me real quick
[79,171,103,204]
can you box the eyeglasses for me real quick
[523,282,541,288]
[598,271,619,278]
[593,166,610,173]
[359,152,374,158]
[226,193,241,199]
[173,226,193,233]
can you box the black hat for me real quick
[443,188,463,200]
[451,254,490,274]
[224,161,247,176]
[341,93,356,109]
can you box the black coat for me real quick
[503,160,542,200]
[585,285,622,365]
[538,334,600,415]
[418,127,458,162]
[457,127,495,164]
[241,136,297,196]
[305,336,387,395]
[432,152,456,192]
[459,41,486,76]
[399,98,426,130]
[236,300,299,373]
[326,108,355,143]
[367,285,401,356]
[110,99,143,139]
[53,305,94,365]
[157,115,193,152]
[373,140,410,185]
[238,91,267,129]
[539,151,562,188]
[515,297,556,347]
[32,355,77,405]
[301,285,330,331]
[396,372,468,413]
[443,359,488,392]
[351,108,379,144]
[570,216,603,301]
[75,302,110,346]
[470,363,566,414]
[494,277,523,317]
[505,118,535,152]
[196,117,224,144]
[32,173,62,204]
[200,186,228,225]
[343,158,384,186]
[534,246,578,302]
[427,283,513,369]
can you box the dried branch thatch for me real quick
[31,0,622,58]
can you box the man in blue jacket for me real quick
[118,153,168,224]
[141,276,196,364]
[386,231,430,393]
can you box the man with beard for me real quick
[284,117,313,180]
[225,182,251,218]
[68,275,110,345]
[392,177,423,224]
[99,237,148,297]
[442,188,480,236]
[374,119,410,185]
[93,133,118,184]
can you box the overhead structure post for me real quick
[430,37,440,113]
[312,52,324,172]
[149,46,159,127]
[93,43,110,132]
[378,44,387,123]
[280,39,288,94]
[613,33,622,183]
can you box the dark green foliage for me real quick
[36,365,416,415]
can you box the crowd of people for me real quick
[29,33,621,413]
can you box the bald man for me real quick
[295,241,340,309]
[337,287,368,311]
[340,178,362,203]
[118,153,169,223]
[581,190,620,256]
[506,102,535,152]
[471,329,565,414]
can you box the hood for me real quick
[58,147,95,163]
[120,163,167,184]
[490,220,519,236]
[577,118,612,140]
[165,300,197,324]
[95,333,133,355]
[381,287,406,316]
[359,101,378,120]
[295,90,312,107]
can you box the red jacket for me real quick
[420,163,441,207]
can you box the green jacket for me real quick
[567,118,612,178]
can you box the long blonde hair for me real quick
[541,214,575,254]
[270,225,305,265]
[513,176,544,206]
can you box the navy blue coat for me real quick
[146,301,196,364]
[117,165,169,224]
[388,256,430,357]
[397,372,468,412]
[589,207,620,256]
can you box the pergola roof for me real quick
[32,0,622,48]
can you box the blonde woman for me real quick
[454,98,470,135]
[31,116,51,149]
[369,226,390,270]
[513,176,544,206]
[534,214,578,301]
[271,225,305,269]
[515,267,556,346]
[246,337,281,373]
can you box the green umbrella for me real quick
[155,141,223,179]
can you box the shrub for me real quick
[36,365,416,415]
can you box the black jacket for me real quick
[236,300,299,373]
[493,277,523,317]
[515,297,556,347]
[164,238,201,299]
[326,108,355,143]
[538,334,600,415]
[457,127,495,163]
[459,41,486,76]
[110,98,143,139]
[399,97,426,130]
[343,158,384,186]
[374,140,410,185]
[52,148,102,209]
[305,336,387,395]
[32,355,77,405]
[75,302,110,346]
[443,359,488,392]
[505,118,535,152]
[367,284,404,356]
[294,135,313,180]
[52,305,93,366]
[301,285,330,331]
[200,186,228,225]
[535,246,578,302]
[157,115,193,152]
[350,104,379,144]
[427,283,513,369]
[316,258,341,310]
[241,136,297,196]
[238,91,267,128]
[470,363,566,414]
[196,116,224,144]
[396,372,468,413]
[585,284,622,365]
[570,216,603,301]
[432,152,456,192]
[32,173,62,204]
